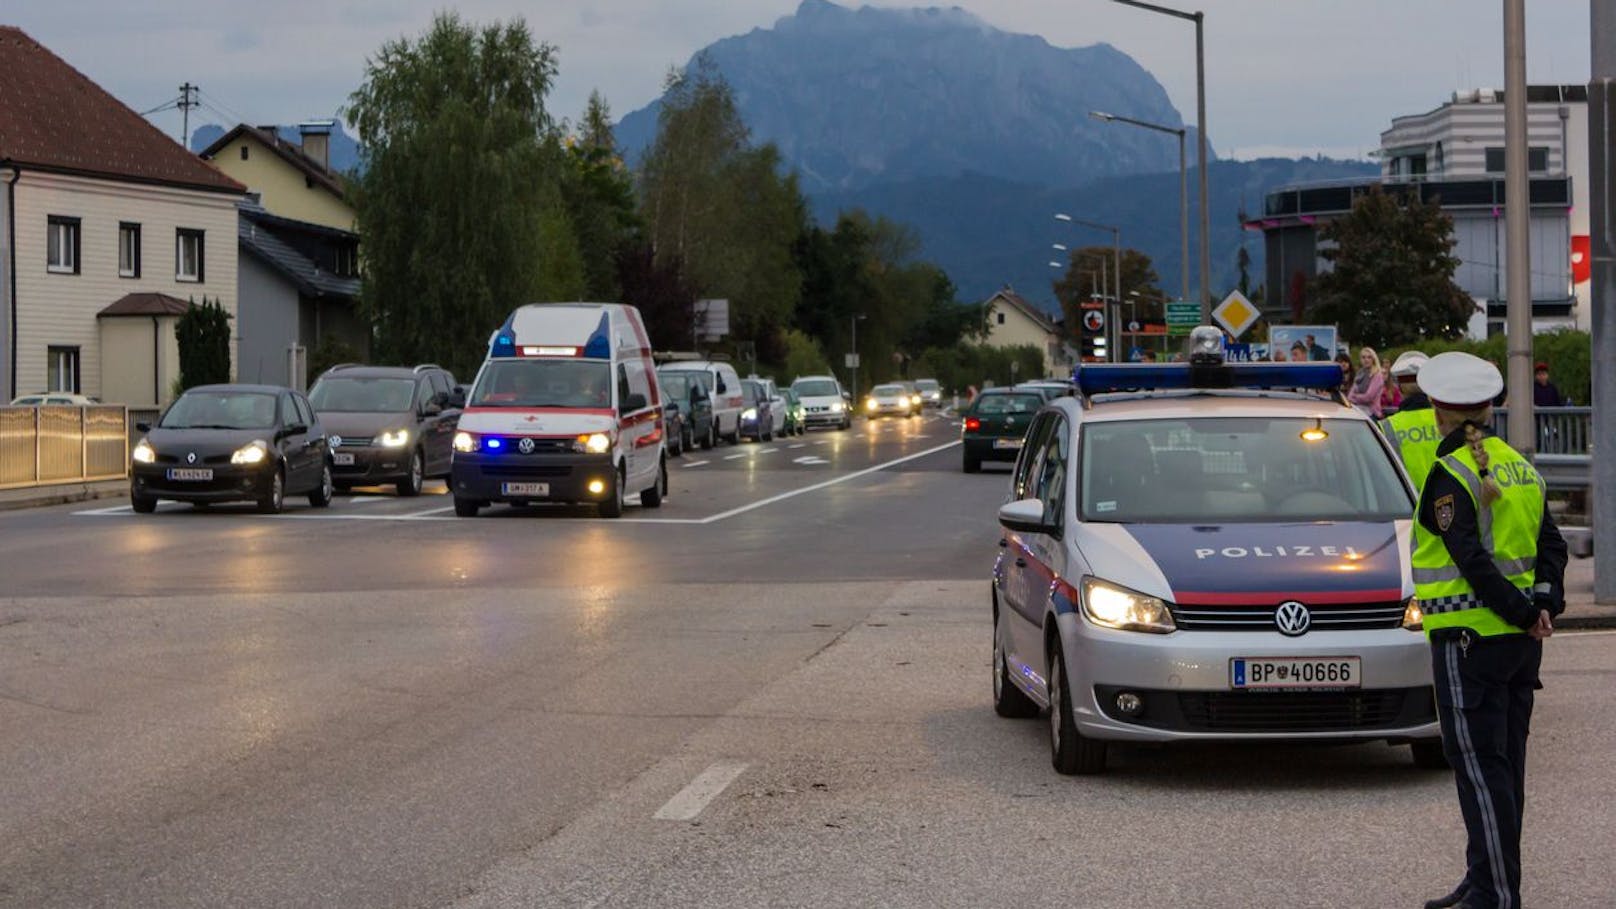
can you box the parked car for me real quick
[738,379,776,441]
[790,375,851,430]
[865,383,917,418]
[129,384,333,514]
[961,388,1043,472]
[660,360,744,444]
[10,393,99,405]
[780,388,807,436]
[748,376,790,438]
[308,364,461,496]
[657,367,716,451]
[914,378,943,408]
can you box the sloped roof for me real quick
[238,205,359,300]
[98,292,192,317]
[200,124,347,199]
[986,288,1057,334]
[0,27,243,194]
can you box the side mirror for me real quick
[277,424,305,441]
[448,388,467,409]
[621,392,648,413]
[135,421,151,432]
[422,401,443,416]
[998,498,1058,537]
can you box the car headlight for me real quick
[741,408,757,421]
[453,431,478,453]
[830,401,844,413]
[1079,576,1176,634]
[865,399,878,410]
[573,432,611,454]
[231,440,269,465]
[911,395,922,406]
[132,439,156,464]
[1402,597,1424,631]
[378,428,410,448]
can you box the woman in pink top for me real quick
[1347,346,1386,417]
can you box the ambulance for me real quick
[450,304,667,518]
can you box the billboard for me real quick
[1267,325,1338,363]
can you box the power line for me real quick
[139,98,179,117]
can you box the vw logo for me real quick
[330,435,343,448]
[517,437,535,454]
[186,452,197,465]
[1274,601,1312,637]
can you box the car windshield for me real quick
[470,359,612,408]
[793,380,839,397]
[872,385,903,396]
[657,372,692,398]
[974,394,1042,414]
[308,377,416,413]
[741,381,767,404]
[1081,417,1413,523]
[915,380,940,392]
[161,391,278,430]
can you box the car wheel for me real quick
[397,449,424,497]
[839,418,849,431]
[993,596,1040,719]
[1049,639,1107,775]
[453,496,480,518]
[131,487,157,514]
[641,458,666,508]
[308,463,334,508]
[257,468,285,515]
[725,419,740,445]
[963,454,981,474]
[701,425,715,450]
[599,465,625,519]
[1411,739,1449,769]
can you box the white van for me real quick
[658,359,743,444]
[450,303,667,518]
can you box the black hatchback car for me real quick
[130,384,333,513]
[308,364,462,495]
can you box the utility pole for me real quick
[177,83,199,149]
[1502,0,1534,459]
[1591,0,1615,602]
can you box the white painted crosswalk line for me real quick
[788,443,806,449]
[654,761,749,821]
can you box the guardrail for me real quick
[0,405,129,490]
[1491,406,1592,455]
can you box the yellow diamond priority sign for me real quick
[1212,290,1259,339]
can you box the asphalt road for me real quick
[2,411,1612,908]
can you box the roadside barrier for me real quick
[0,405,129,489]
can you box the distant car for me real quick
[10,393,99,406]
[129,384,334,514]
[896,380,924,412]
[781,388,807,436]
[308,364,461,496]
[738,379,776,441]
[865,383,916,418]
[791,375,851,430]
[1015,381,1075,403]
[914,378,943,408]
[657,368,716,451]
[961,389,1043,472]
[661,360,743,444]
[748,376,790,438]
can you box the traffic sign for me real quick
[1082,310,1106,332]
[844,353,860,369]
[1165,301,1199,337]
[1212,290,1260,339]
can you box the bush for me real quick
[1381,329,1589,405]
[912,343,1044,396]
[176,297,232,391]
[780,329,829,383]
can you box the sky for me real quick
[5,0,1596,161]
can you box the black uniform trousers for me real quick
[1430,631,1542,909]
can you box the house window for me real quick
[47,346,80,393]
[1485,147,1550,173]
[176,228,204,282]
[119,222,141,278]
[996,312,1006,325]
[1484,148,1504,173]
[47,216,80,274]
[240,144,250,161]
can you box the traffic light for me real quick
[1079,301,1107,362]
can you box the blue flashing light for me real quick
[486,437,503,450]
[581,312,612,359]
[1074,362,1344,397]
[489,332,517,358]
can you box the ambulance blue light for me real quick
[581,312,612,359]
[490,332,517,358]
[1074,362,1344,396]
[486,438,503,450]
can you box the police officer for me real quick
[1412,352,1568,909]
[1381,351,1440,495]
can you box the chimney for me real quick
[297,120,335,172]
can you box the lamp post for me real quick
[1113,0,1209,320]
[1090,110,1189,304]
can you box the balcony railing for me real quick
[0,405,129,490]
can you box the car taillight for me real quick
[964,417,981,431]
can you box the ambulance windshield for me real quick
[470,359,613,409]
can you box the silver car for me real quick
[990,360,1440,774]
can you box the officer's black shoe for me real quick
[1423,882,1469,909]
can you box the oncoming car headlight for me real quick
[453,431,478,453]
[231,440,269,465]
[865,398,878,411]
[1079,576,1176,634]
[132,439,156,464]
[830,401,845,413]
[573,432,611,454]
[378,428,410,448]
[1402,597,1424,631]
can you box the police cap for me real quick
[1388,350,1428,378]
[1416,351,1503,409]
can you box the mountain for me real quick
[615,0,1198,194]
[189,120,363,174]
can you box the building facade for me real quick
[981,288,1071,373]
[236,202,363,390]
[200,122,354,231]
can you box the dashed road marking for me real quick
[788,444,806,450]
[723,453,748,461]
[682,460,709,468]
[793,456,829,466]
[653,761,750,822]
[756,447,779,454]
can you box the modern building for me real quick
[0,27,244,406]
[1249,85,1587,337]
[981,288,1072,372]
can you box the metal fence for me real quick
[1490,406,1593,455]
[0,406,129,490]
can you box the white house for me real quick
[981,288,1071,373]
[0,27,244,407]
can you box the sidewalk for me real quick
[0,479,126,513]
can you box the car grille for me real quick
[333,436,377,449]
[1169,601,1407,632]
[481,464,573,479]
[1177,689,1417,732]
[484,437,574,454]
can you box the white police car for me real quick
[991,329,1442,774]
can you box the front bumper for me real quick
[131,462,275,504]
[450,451,616,504]
[330,445,410,483]
[865,403,910,417]
[1052,616,1439,743]
[803,407,846,426]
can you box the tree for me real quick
[1307,186,1476,349]
[346,13,569,378]
[175,297,231,390]
[560,92,641,301]
[1052,246,1162,343]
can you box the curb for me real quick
[0,481,127,513]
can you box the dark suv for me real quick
[308,364,462,495]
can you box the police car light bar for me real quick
[1073,362,1345,396]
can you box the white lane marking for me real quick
[682,460,709,468]
[793,456,829,466]
[756,447,779,454]
[814,441,828,446]
[73,504,137,515]
[654,761,750,822]
[403,505,456,518]
[788,443,806,450]
[697,439,960,524]
[723,453,748,461]
[341,495,391,505]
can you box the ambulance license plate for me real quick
[332,453,355,466]
[502,482,549,497]
[166,468,213,481]
[1230,657,1360,689]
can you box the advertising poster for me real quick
[1267,325,1338,362]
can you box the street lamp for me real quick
[1090,110,1188,305]
[1112,0,1209,320]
